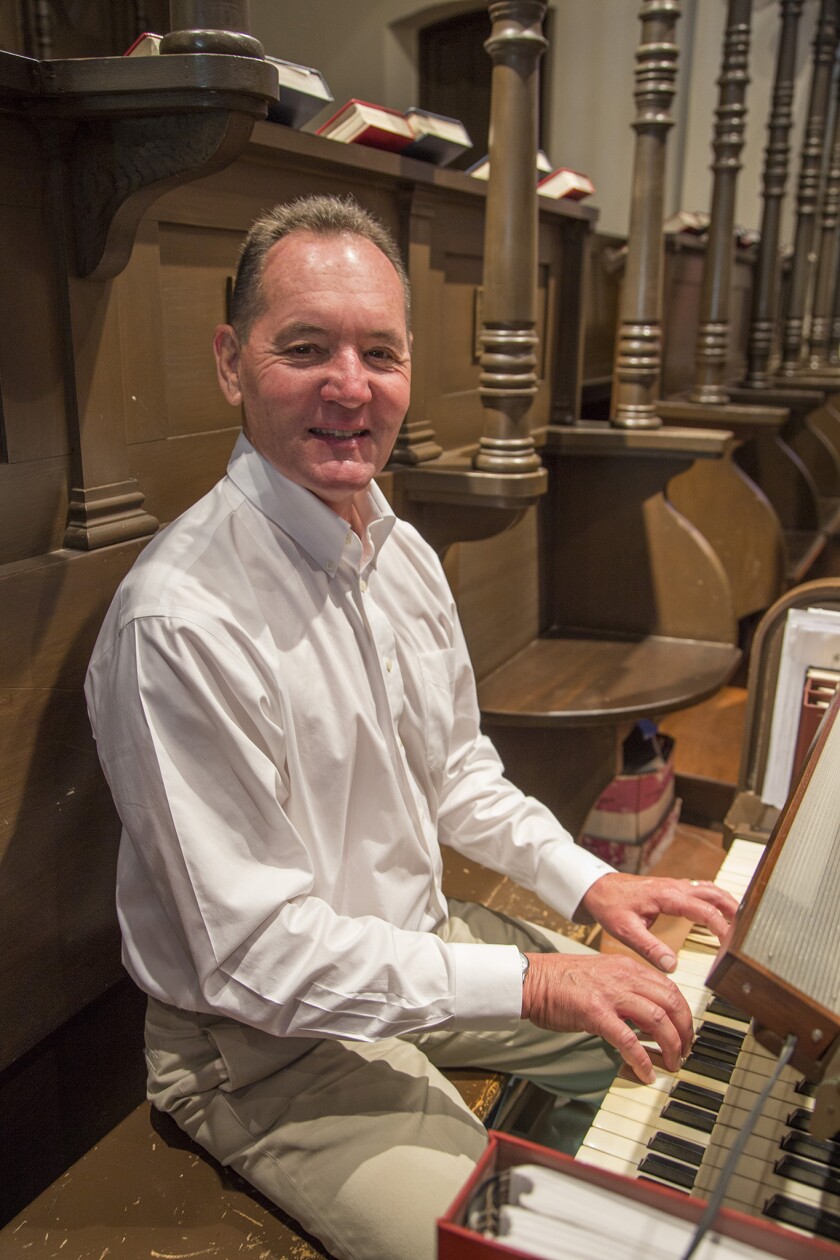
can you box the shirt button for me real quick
[345,531,353,546]
[385,657,393,673]
[360,579,367,593]
[325,561,335,573]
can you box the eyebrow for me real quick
[275,321,408,352]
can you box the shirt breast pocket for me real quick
[417,649,457,781]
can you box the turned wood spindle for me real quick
[806,49,840,370]
[611,0,681,429]
[690,0,753,406]
[778,0,839,377]
[744,0,804,389]
[474,0,546,473]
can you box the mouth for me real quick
[309,427,369,440]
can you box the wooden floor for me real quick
[655,683,747,882]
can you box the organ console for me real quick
[577,691,840,1250]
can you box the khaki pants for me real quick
[144,901,617,1260]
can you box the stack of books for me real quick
[124,32,333,130]
[316,99,471,165]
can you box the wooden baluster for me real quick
[806,52,840,371]
[474,0,546,473]
[745,0,804,389]
[690,0,753,405]
[161,1,264,55]
[611,0,681,429]
[778,0,839,377]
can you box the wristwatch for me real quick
[519,950,530,983]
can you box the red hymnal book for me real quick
[316,99,414,153]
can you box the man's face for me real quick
[214,231,411,522]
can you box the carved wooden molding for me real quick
[28,48,276,280]
[68,107,257,280]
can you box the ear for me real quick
[213,325,244,406]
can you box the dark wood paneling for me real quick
[0,543,146,1070]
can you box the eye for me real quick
[366,347,397,364]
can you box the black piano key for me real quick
[774,1153,840,1196]
[661,1100,717,1134]
[795,1077,817,1098]
[695,1019,746,1048]
[763,1194,840,1243]
[781,1130,840,1169]
[691,1036,740,1066]
[786,1106,813,1134]
[637,1152,697,1190]
[648,1131,706,1167]
[706,995,749,1024]
[670,1080,724,1114]
[682,1051,733,1083]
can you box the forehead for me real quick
[259,231,405,316]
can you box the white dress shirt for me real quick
[85,435,613,1041]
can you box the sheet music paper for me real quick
[762,607,840,809]
[744,700,840,1012]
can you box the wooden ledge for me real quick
[540,421,733,461]
[727,383,826,415]
[657,397,788,441]
[388,454,548,555]
[478,634,740,728]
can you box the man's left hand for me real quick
[580,873,739,974]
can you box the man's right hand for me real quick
[521,951,694,1084]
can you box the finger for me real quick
[618,996,687,1072]
[685,880,739,920]
[612,920,679,974]
[595,1010,657,1084]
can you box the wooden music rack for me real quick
[708,689,840,1092]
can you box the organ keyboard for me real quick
[577,838,840,1247]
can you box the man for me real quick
[86,195,736,1260]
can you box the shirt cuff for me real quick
[448,942,523,1028]
[535,840,617,921]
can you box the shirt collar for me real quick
[225,432,396,575]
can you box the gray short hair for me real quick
[229,194,411,339]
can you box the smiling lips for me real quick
[310,427,369,439]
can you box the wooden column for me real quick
[161,0,263,55]
[806,56,840,371]
[689,0,752,405]
[778,0,839,377]
[744,0,804,389]
[611,0,681,429]
[474,0,545,472]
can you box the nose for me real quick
[320,348,372,407]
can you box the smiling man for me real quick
[85,195,736,1260]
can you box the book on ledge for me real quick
[315,98,414,153]
[537,166,595,200]
[467,150,553,181]
[124,33,333,129]
[402,107,472,166]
